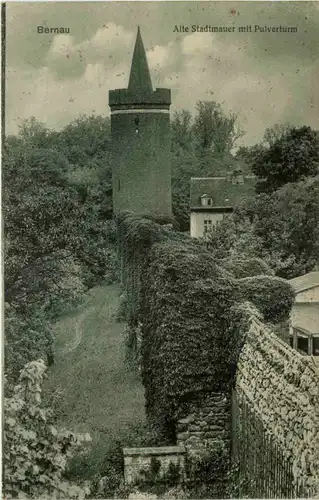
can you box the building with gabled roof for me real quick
[190,171,256,238]
[288,271,319,357]
[289,271,319,295]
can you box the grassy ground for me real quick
[44,283,146,476]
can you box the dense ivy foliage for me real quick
[239,276,295,324]
[116,212,294,441]
[116,212,178,324]
[219,257,274,279]
[140,241,243,438]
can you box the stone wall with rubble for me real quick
[236,313,319,496]
[123,446,186,485]
[176,392,231,454]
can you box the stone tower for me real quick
[109,27,172,216]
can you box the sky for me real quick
[5,1,319,146]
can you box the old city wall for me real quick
[236,313,319,495]
[117,213,318,494]
[176,392,230,453]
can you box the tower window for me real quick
[134,116,139,134]
[118,179,121,191]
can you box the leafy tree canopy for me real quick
[193,101,245,155]
[4,115,117,380]
[251,125,319,193]
[207,176,319,279]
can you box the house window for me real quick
[203,219,212,234]
[313,336,319,356]
[201,194,213,206]
[297,336,309,354]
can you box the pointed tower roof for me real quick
[128,26,153,93]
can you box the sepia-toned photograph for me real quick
[2,1,319,498]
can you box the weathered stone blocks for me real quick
[236,315,319,497]
[123,446,186,486]
[176,392,231,454]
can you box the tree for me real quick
[251,176,319,278]
[57,115,111,167]
[263,122,292,147]
[170,111,198,231]
[17,117,54,149]
[4,116,117,383]
[4,360,91,498]
[235,144,265,170]
[3,142,82,292]
[206,215,264,262]
[170,109,194,154]
[251,125,319,193]
[6,251,85,316]
[193,101,244,155]
[208,176,319,279]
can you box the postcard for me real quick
[2,2,319,499]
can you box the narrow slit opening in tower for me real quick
[134,116,139,134]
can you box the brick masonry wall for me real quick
[236,314,319,496]
[123,446,186,485]
[176,393,231,454]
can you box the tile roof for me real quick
[289,271,319,294]
[190,175,256,209]
[128,27,153,93]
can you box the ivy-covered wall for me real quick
[116,212,294,433]
[116,212,299,490]
[236,311,319,496]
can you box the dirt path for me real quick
[61,304,94,355]
[44,283,146,468]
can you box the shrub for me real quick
[3,360,91,499]
[136,459,182,497]
[74,422,160,499]
[5,304,53,385]
[185,440,229,485]
[220,257,274,279]
[239,275,295,323]
[6,251,85,319]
